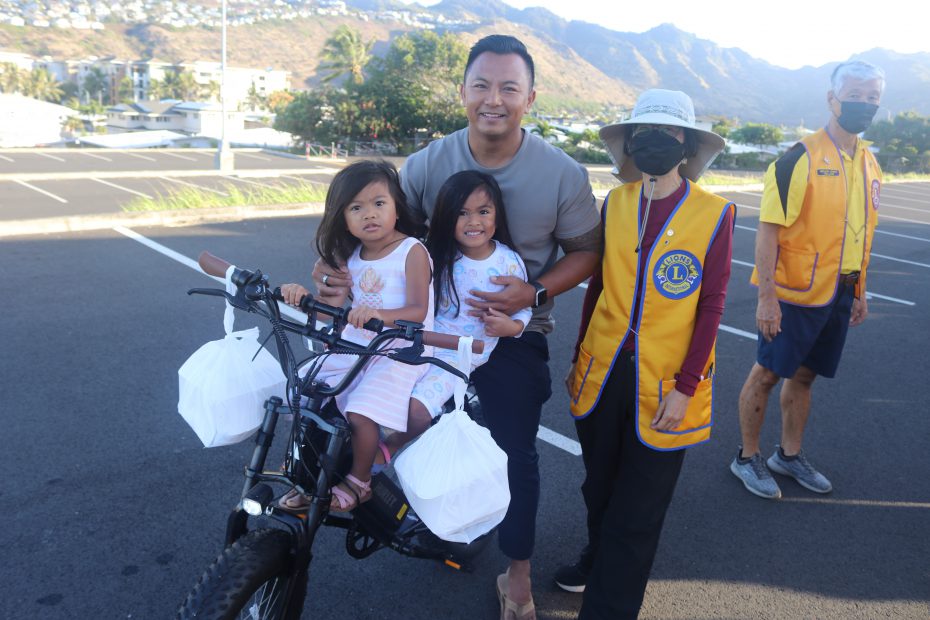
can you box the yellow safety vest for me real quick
[569,180,734,450]
[751,128,881,305]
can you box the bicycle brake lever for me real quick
[187,288,250,310]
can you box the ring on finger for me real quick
[322,274,330,286]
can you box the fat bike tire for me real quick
[177,528,308,620]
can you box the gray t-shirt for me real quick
[401,128,599,333]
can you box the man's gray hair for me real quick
[831,60,885,93]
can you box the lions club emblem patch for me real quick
[871,179,880,210]
[653,250,702,299]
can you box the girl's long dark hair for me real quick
[425,170,515,317]
[315,160,426,268]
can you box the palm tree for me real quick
[81,67,109,105]
[61,115,84,136]
[116,76,134,103]
[529,119,557,141]
[199,79,220,102]
[0,62,23,94]
[148,78,166,100]
[25,68,63,102]
[318,25,372,85]
[176,71,199,101]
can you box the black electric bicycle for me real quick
[177,252,491,620]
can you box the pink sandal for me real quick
[329,473,372,512]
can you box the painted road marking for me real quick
[14,180,67,203]
[126,152,157,162]
[37,152,66,162]
[161,152,198,162]
[79,151,112,162]
[91,177,153,199]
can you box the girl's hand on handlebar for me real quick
[280,283,310,307]
[347,305,383,330]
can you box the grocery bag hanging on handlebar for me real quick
[178,266,286,447]
[394,336,510,543]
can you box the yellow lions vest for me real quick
[569,180,734,450]
[751,128,880,306]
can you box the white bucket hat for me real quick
[599,89,726,183]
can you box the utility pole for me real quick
[215,0,234,172]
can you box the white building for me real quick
[106,99,244,138]
[0,93,77,147]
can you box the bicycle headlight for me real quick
[241,483,274,516]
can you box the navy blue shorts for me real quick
[756,283,856,379]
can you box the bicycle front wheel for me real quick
[178,528,308,620]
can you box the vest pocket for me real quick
[656,375,713,434]
[774,245,819,292]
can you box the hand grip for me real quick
[199,251,232,278]
[421,332,485,354]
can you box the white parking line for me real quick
[731,258,915,305]
[79,151,112,162]
[883,184,930,198]
[158,176,229,196]
[113,225,587,457]
[37,152,66,162]
[878,201,930,214]
[236,152,272,161]
[14,180,68,203]
[91,177,153,199]
[126,152,157,162]
[161,152,198,162]
[0,154,13,162]
[718,325,756,339]
[869,252,930,269]
[737,217,930,248]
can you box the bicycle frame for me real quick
[186,258,488,611]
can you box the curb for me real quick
[1,202,326,238]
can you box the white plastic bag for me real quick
[178,266,286,447]
[394,337,510,543]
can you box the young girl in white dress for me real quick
[382,170,532,454]
[280,160,433,512]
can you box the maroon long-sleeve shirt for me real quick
[575,181,734,397]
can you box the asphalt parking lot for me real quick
[1,150,928,619]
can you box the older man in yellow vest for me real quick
[730,60,884,499]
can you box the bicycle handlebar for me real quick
[197,251,484,355]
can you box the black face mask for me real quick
[836,101,879,134]
[630,129,686,177]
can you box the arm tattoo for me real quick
[558,224,603,255]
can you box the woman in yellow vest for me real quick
[554,90,735,620]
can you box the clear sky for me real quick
[406,0,925,69]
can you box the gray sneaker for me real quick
[767,447,833,493]
[730,450,782,499]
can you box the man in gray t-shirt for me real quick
[313,34,600,616]
[401,35,601,618]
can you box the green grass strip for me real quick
[123,180,328,212]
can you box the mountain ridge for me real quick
[2,0,928,125]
